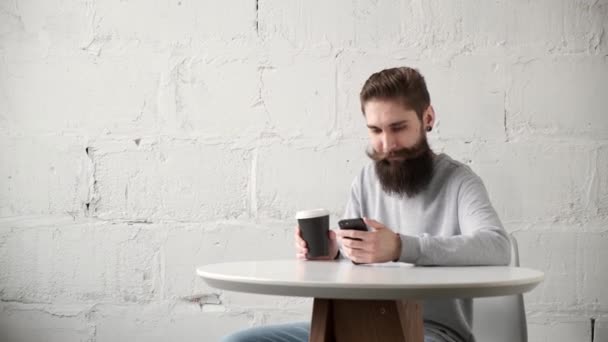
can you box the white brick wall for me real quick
[1,1,607,341]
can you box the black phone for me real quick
[338,218,368,241]
[338,218,368,265]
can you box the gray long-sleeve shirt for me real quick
[342,153,511,342]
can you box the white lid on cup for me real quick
[295,208,330,220]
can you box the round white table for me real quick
[197,259,543,342]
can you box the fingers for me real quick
[363,217,385,230]
[296,252,308,260]
[336,230,375,256]
[295,241,308,258]
[335,229,368,241]
[344,247,372,264]
[294,225,308,259]
[341,237,368,251]
[338,225,377,263]
[294,242,307,255]
[294,238,307,249]
[294,226,303,240]
[294,226,307,245]
[295,246,308,256]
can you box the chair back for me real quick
[472,234,528,342]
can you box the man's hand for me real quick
[294,226,339,260]
[336,217,401,264]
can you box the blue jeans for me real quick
[221,321,462,342]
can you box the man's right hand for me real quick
[294,226,339,260]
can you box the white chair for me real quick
[472,234,528,342]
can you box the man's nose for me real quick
[382,133,397,153]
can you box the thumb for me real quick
[328,229,337,240]
[363,217,385,231]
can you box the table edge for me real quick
[196,262,544,300]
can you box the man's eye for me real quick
[393,126,406,132]
[370,129,381,134]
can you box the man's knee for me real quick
[219,330,253,342]
[220,326,276,342]
[220,322,309,342]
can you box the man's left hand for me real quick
[336,217,402,264]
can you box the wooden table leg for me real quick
[309,298,423,342]
[310,298,334,342]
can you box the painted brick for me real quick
[527,314,591,342]
[261,53,337,142]
[261,0,608,54]
[85,0,255,43]
[0,218,160,303]
[596,317,608,342]
[580,231,608,312]
[0,45,162,136]
[0,303,94,342]
[93,139,250,221]
[0,136,89,216]
[596,144,608,217]
[157,50,267,139]
[259,0,356,48]
[506,56,608,139]
[503,0,608,54]
[87,302,252,342]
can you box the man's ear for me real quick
[424,105,435,130]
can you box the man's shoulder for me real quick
[434,153,481,187]
[352,162,377,187]
[360,161,376,177]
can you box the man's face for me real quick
[363,99,435,197]
[364,99,425,160]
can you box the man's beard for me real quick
[366,135,434,198]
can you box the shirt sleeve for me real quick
[398,172,512,266]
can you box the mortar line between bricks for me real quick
[84,146,100,217]
[503,91,509,142]
[249,149,258,218]
[255,0,259,35]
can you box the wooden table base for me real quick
[310,298,423,342]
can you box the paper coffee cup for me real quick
[296,208,330,258]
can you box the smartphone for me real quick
[338,218,368,265]
[338,218,368,241]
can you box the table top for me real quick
[197,259,544,300]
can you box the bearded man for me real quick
[224,67,511,342]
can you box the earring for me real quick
[426,126,432,132]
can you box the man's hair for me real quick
[359,67,431,119]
